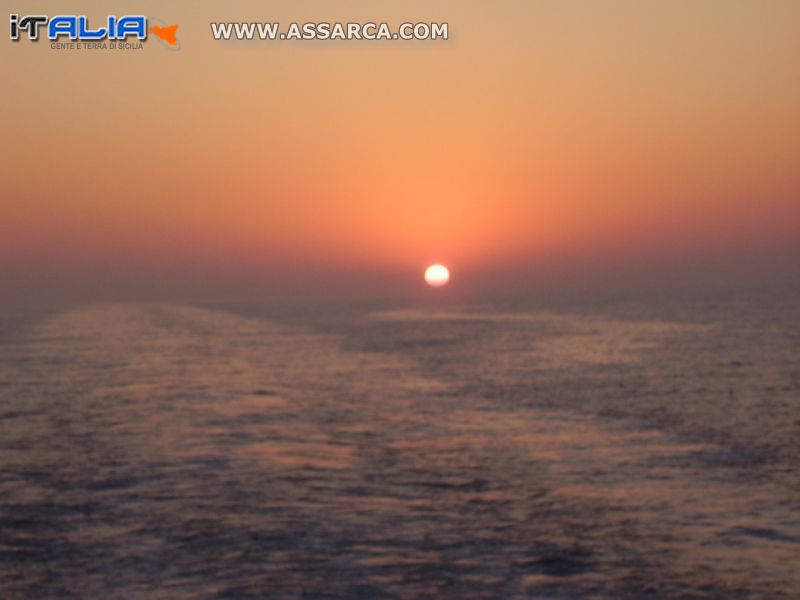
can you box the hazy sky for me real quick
[2,0,799,302]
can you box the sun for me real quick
[424,264,450,287]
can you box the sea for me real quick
[0,287,798,598]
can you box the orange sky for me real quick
[2,0,799,300]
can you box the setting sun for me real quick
[424,264,450,287]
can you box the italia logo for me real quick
[9,14,180,48]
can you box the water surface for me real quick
[0,292,798,597]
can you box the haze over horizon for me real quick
[2,0,798,305]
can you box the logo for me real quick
[149,19,180,50]
[9,14,180,49]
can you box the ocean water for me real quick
[0,290,798,598]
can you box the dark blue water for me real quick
[0,290,798,597]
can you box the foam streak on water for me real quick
[0,299,797,598]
